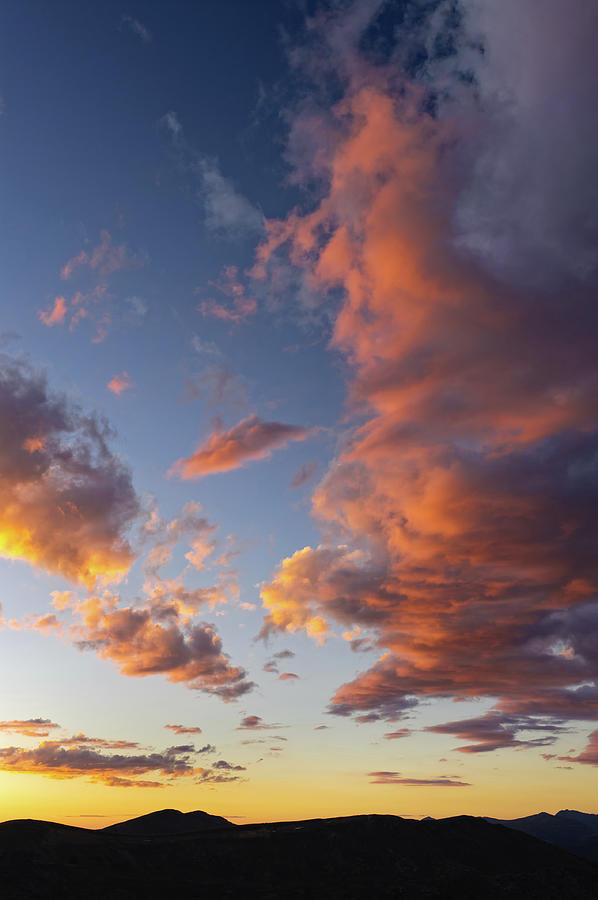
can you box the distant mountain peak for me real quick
[103,808,234,836]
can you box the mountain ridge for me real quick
[486,808,598,861]
[1,810,597,898]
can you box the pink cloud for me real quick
[38,296,68,327]
[253,2,598,749]
[197,265,257,324]
[107,371,133,395]
[170,415,311,479]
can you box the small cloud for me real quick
[121,14,152,43]
[0,718,61,738]
[368,772,470,787]
[170,415,312,479]
[32,613,60,633]
[39,296,68,327]
[164,724,202,735]
[237,715,281,731]
[159,112,263,236]
[289,461,318,489]
[107,371,133,395]
[198,266,257,325]
[278,672,299,681]
[212,759,246,771]
[384,729,411,740]
[161,110,182,139]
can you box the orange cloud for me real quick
[170,415,311,479]
[50,232,144,342]
[71,588,253,700]
[197,265,257,324]
[368,772,470,787]
[107,371,133,395]
[165,725,202,735]
[557,729,598,767]
[38,296,67,326]
[0,736,198,787]
[254,6,598,749]
[0,719,60,738]
[61,230,137,280]
[0,358,138,586]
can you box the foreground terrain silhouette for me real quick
[1,809,597,899]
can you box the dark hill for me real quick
[487,809,598,862]
[1,812,597,899]
[102,807,233,835]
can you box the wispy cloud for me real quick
[39,231,144,342]
[107,371,133,395]
[121,14,152,44]
[164,724,202,735]
[160,111,263,237]
[170,415,312,479]
[0,719,61,738]
[197,266,257,324]
[289,460,318,489]
[368,772,470,787]
[236,715,281,731]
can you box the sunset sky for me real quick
[0,0,597,828]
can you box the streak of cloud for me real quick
[170,415,312,479]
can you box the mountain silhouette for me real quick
[1,811,597,898]
[487,809,598,862]
[103,807,233,836]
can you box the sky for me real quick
[0,0,597,828]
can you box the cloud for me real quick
[195,767,245,784]
[143,501,217,576]
[185,364,248,411]
[253,0,598,748]
[160,112,263,237]
[197,744,216,754]
[38,296,67,327]
[61,231,137,281]
[0,735,197,787]
[170,415,312,479]
[289,460,318,489]
[0,356,138,586]
[121,14,152,43]
[237,715,280,731]
[278,672,299,681]
[367,772,470,787]
[426,711,567,754]
[164,724,202,735]
[384,729,411,740]
[41,232,143,342]
[0,719,60,738]
[107,371,133,395]
[72,588,254,700]
[60,229,139,281]
[197,266,257,324]
[557,729,598,767]
[212,759,246,771]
